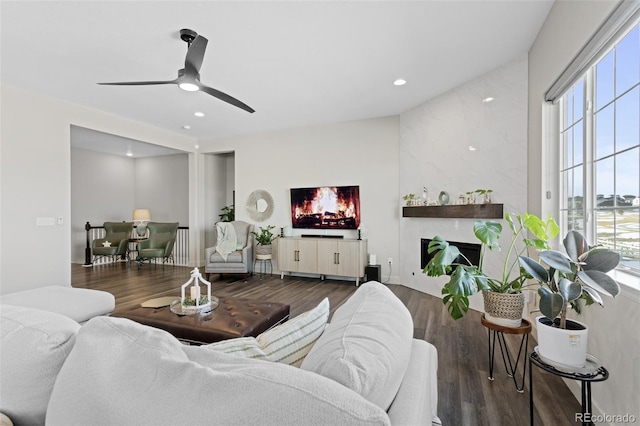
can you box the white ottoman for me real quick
[0,286,115,323]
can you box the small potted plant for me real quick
[519,230,620,367]
[402,193,417,206]
[251,225,277,257]
[218,204,235,222]
[465,191,476,204]
[475,189,493,204]
[424,213,559,325]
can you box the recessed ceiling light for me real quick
[393,79,407,86]
[482,97,494,103]
[126,151,133,157]
[182,125,191,130]
[194,112,205,117]
[468,146,477,151]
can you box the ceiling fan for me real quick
[98,29,254,113]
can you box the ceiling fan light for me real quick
[179,82,199,92]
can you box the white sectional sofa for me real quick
[0,285,114,323]
[0,281,439,425]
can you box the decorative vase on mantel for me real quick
[482,290,525,328]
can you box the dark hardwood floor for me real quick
[72,263,582,425]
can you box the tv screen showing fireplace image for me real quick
[290,186,360,229]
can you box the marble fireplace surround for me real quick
[398,56,528,313]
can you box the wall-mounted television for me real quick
[290,186,360,229]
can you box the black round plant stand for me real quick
[529,350,608,426]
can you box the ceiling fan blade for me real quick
[185,35,208,74]
[199,84,255,113]
[98,79,177,86]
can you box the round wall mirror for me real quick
[246,189,274,222]
[256,198,268,213]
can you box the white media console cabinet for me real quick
[278,237,368,286]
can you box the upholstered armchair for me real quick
[137,222,179,269]
[92,222,134,264]
[205,221,254,280]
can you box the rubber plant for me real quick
[518,230,620,329]
[423,213,559,320]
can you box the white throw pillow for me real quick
[300,281,414,411]
[0,305,80,425]
[204,297,329,367]
[46,316,390,426]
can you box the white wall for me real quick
[199,116,400,281]
[70,148,136,263]
[0,84,196,294]
[204,153,231,250]
[528,1,640,422]
[398,56,529,312]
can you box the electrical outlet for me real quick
[388,257,393,265]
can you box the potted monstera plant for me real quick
[519,230,620,368]
[424,213,559,326]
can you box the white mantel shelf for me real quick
[402,203,504,219]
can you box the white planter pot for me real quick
[536,316,588,368]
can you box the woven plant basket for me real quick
[482,290,524,328]
[255,244,272,258]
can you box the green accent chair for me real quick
[92,222,134,264]
[137,222,179,270]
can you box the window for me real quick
[559,24,640,272]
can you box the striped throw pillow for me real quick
[204,297,329,367]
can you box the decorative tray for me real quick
[533,346,601,375]
[169,296,219,316]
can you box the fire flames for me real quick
[292,186,359,229]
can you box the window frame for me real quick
[557,22,640,277]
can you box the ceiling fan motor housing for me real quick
[180,28,198,45]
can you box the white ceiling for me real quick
[1,1,554,156]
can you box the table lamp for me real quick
[133,209,151,237]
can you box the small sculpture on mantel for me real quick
[422,187,430,205]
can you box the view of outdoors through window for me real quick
[561,24,639,272]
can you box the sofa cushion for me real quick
[0,286,115,323]
[204,297,329,367]
[0,305,80,425]
[208,250,243,263]
[300,281,414,411]
[46,316,390,426]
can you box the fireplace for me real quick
[421,238,481,274]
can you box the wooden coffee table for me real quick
[112,296,290,344]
